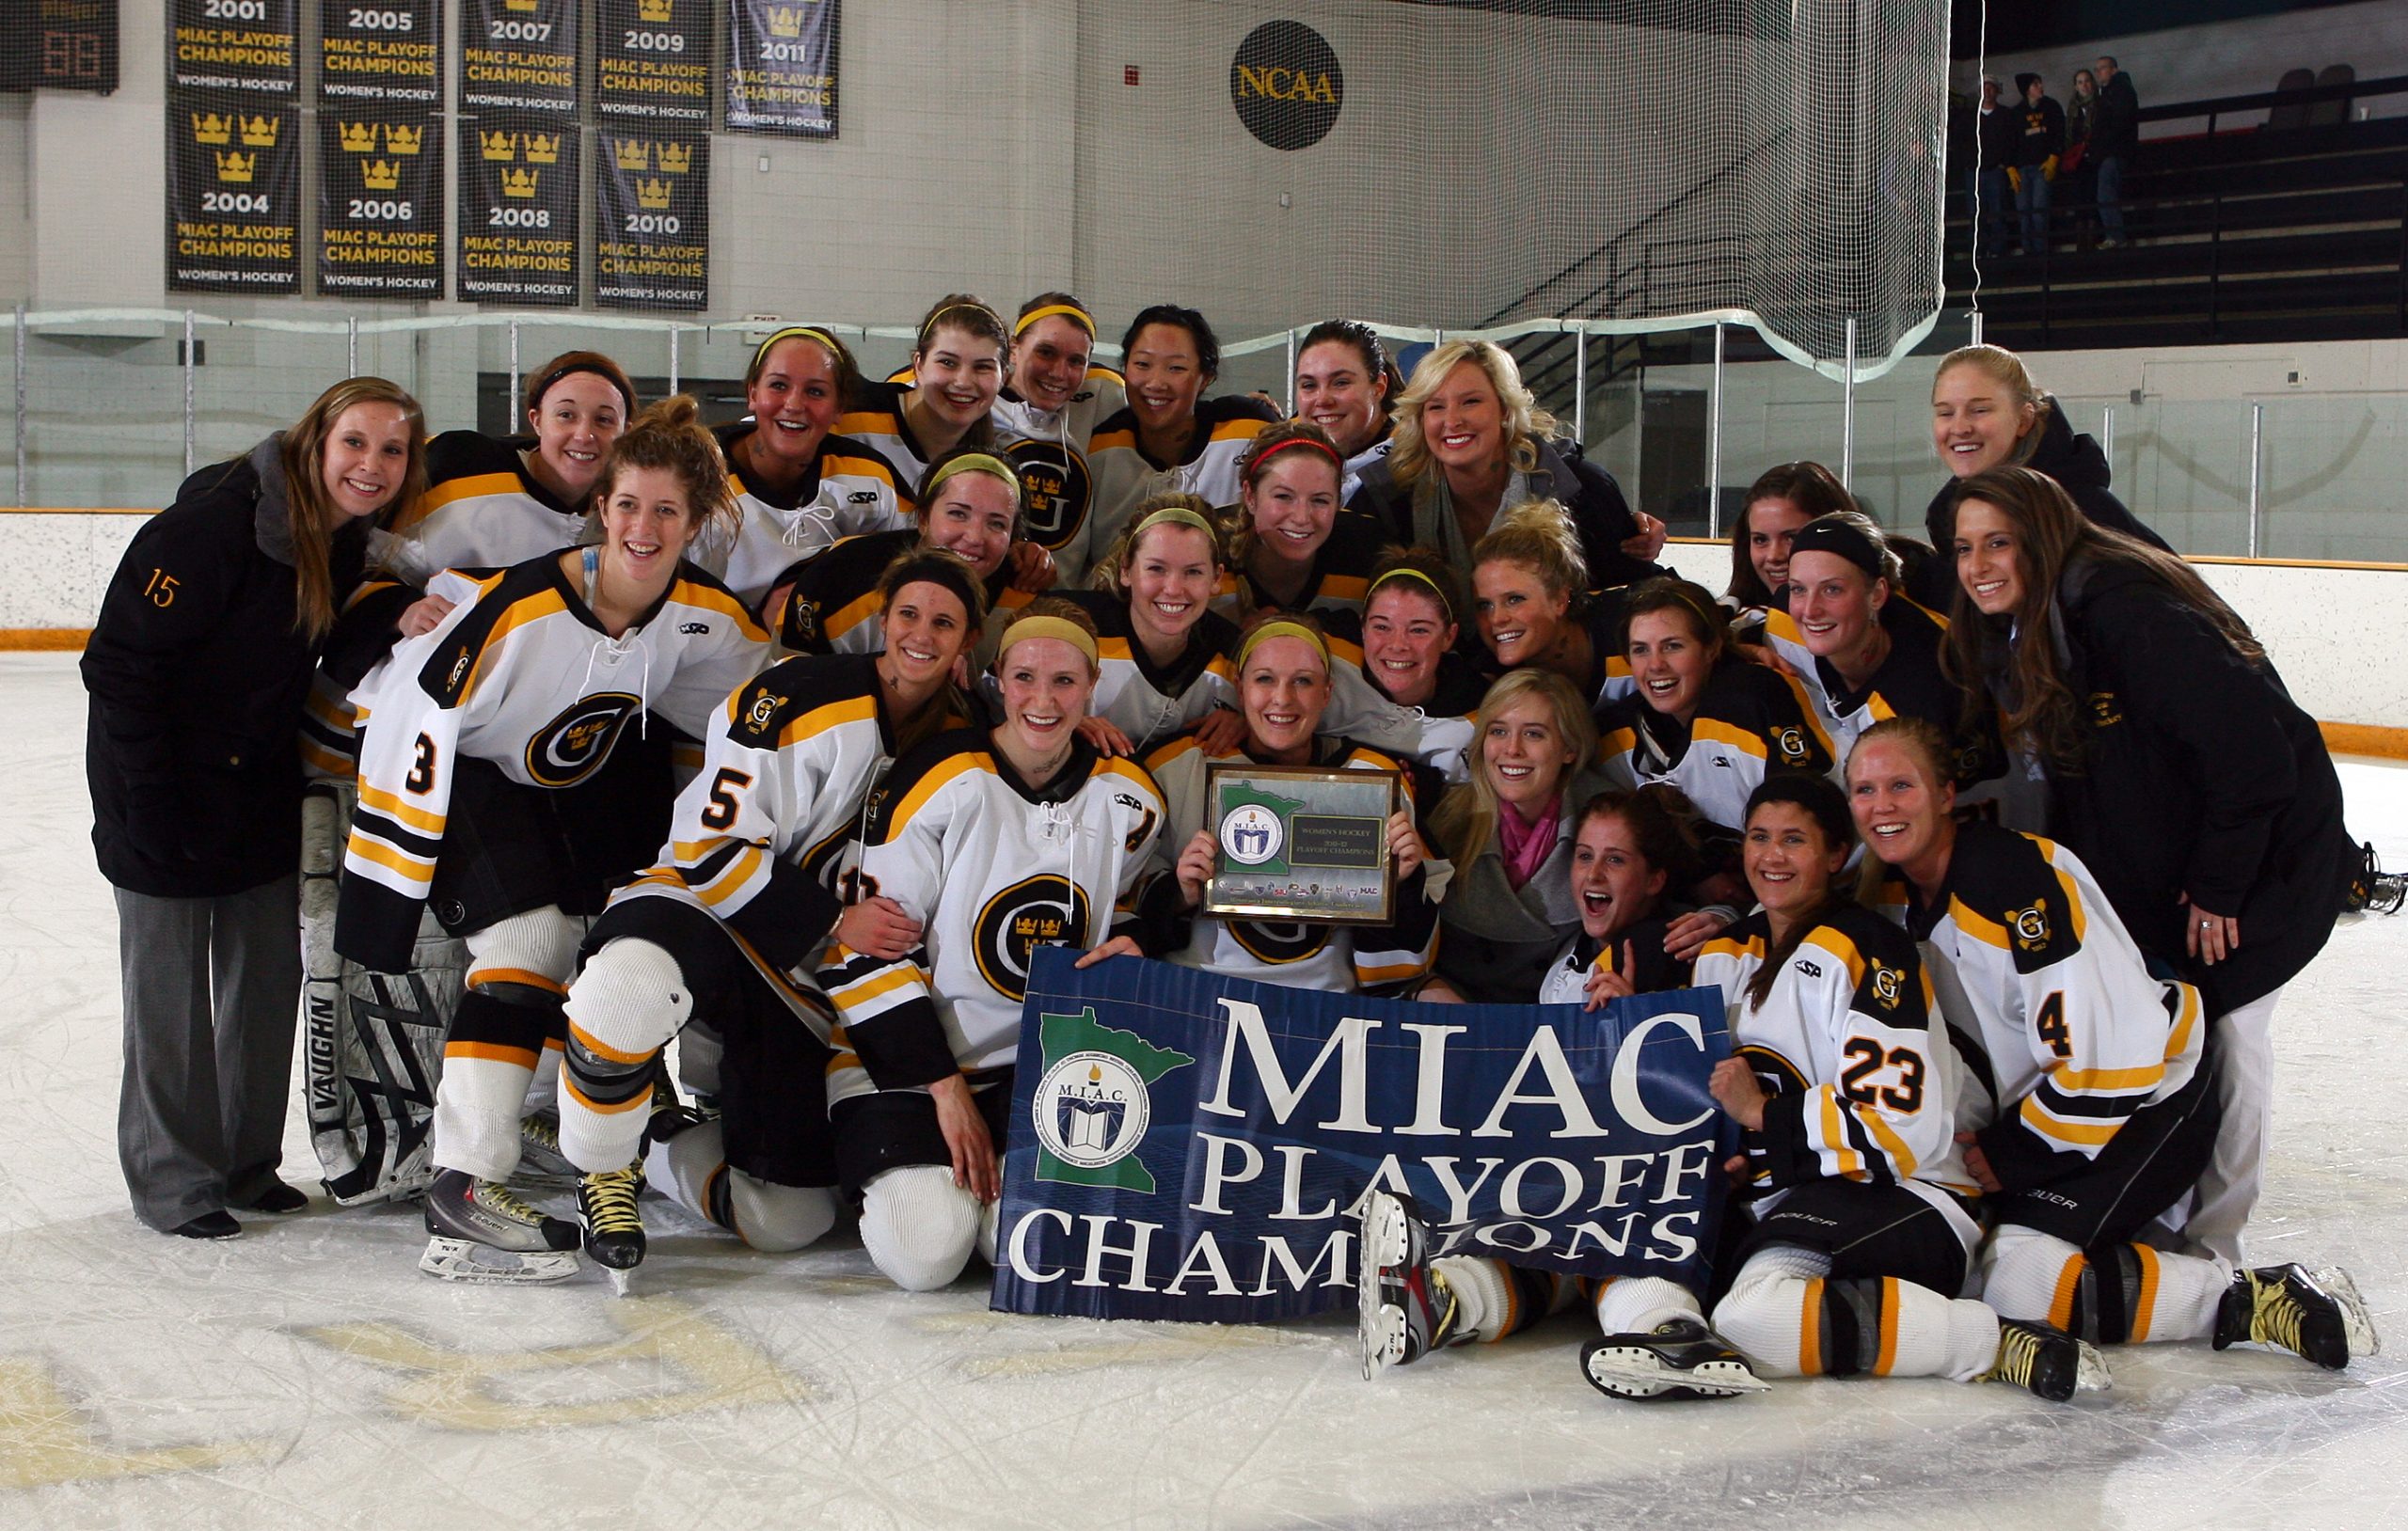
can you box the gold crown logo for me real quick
[638,0,673,20]
[361,159,401,191]
[192,111,232,146]
[480,129,516,162]
[766,5,803,38]
[385,123,423,155]
[636,177,672,210]
[613,139,651,171]
[214,150,258,183]
[338,121,377,154]
[657,140,692,174]
[238,114,278,149]
[523,132,560,164]
[499,166,540,198]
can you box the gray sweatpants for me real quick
[114,876,303,1232]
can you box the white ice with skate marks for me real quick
[1,652,2404,1529]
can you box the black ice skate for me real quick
[577,1165,647,1296]
[1356,1188,1463,1379]
[1581,1318,1768,1401]
[2214,1264,2380,1370]
[1983,1317,2111,1401]
[419,1168,580,1284]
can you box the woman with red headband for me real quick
[1226,419,1388,620]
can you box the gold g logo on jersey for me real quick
[2013,903,2051,951]
[1775,727,1810,765]
[1869,961,1904,1009]
[523,693,642,787]
[744,689,784,735]
[973,875,1093,1002]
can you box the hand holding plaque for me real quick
[1201,762,1402,924]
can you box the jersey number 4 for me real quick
[2034,990,2071,1059]
[1840,1038,1926,1113]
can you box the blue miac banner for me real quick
[990,948,1735,1324]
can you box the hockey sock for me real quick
[1713,1245,2000,1381]
[1984,1226,2228,1344]
[432,987,555,1181]
[1429,1258,1578,1344]
[524,1039,563,1117]
[642,1114,835,1254]
[559,938,689,1172]
[860,1164,982,1291]
[1593,1275,1706,1335]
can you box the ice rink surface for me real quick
[4,650,2404,1529]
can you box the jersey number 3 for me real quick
[1840,1038,1926,1113]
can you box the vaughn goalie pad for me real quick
[301,781,466,1206]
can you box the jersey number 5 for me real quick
[698,766,753,830]
[1840,1037,1927,1113]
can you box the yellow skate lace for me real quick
[581,1167,644,1234]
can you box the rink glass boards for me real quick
[1202,762,1398,925]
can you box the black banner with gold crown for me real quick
[460,0,576,115]
[318,108,443,296]
[724,0,836,138]
[317,0,441,105]
[1,2,119,93]
[166,92,299,292]
[597,0,710,124]
[456,112,579,304]
[594,128,707,309]
[168,0,297,96]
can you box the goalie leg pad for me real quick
[560,937,691,1172]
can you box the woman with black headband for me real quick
[842,293,1009,489]
[708,324,915,609]
[988,292,1127,586]
[1782,511,2004,801]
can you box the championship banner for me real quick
[594,129,706,309]
[992,949,1735,1324]
[460,0,576,115]
[1,2,120,93]
[724,0,837,138]
[166,91,299,293]
[168,0,298,96]
[456,113,578,305]
[318,0,440,105]
[318,109,442,297]
[597,0,710,124]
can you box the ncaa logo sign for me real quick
[523,692,641,786]
[1220,803,1284,865]
[1033,1051,1152,1172]
[1229,21,1343,151]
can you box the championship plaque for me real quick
[1202,763,1400,925]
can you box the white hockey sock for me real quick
[524,1042,562,1117]
[1432,1255,1512,1343]
[1985,1226,2229,1345]
[431,1054,536,1182]
[1711,1246,1831,1378]
[859,1164,982,1291]
[558,938,689,1173]
[643,1113,727,1223]
[1593,1275,1705,1335]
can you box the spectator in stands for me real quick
[1351,339,1667,586]
[1914,343,2169,608]
[1974,77,2017,259]
[2064,70,2099,250]
[2092,55,2138,247]
[2010,73,2065,257]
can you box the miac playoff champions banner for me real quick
[167,92,300,293]
[725,0,838,138]
[595,130,708,309]
[598,0,711,124]
[457,112,578,304]
[461,0,576,114]
[318,0,441,105]
[992,949,1735,1324]
[170,0,298,96]
[319,109,442,297]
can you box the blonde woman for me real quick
[1352,339,1666,584]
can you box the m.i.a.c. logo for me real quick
[1030,1006,1193,1192]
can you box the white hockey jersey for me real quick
[1141,733,1446,994]
[990,371,1127,588]
[336,554,768,971]
[1895,823,2205,1191]
[1537,915,1690,1006]
[771,529,1040,665]
[1596,660,1834,832]
[701,421,915,609]
[383,430,594,586]
[818,734,1165,1097]
[1085,395,1278,580]
[1694,904,1982,1237]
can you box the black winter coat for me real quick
[84,438,372,897]
[2093,73,2139,159]
[1349,437,1667,591]
[1913,399,2170,609]
[1977,557,2353,1013]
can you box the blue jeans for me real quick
[2015,170,2052,252]
[2095,153,2126,240]
[1976,166,2013,256]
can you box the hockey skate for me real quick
[1356,1188,1463,1379]
[2345,843,2408,916]
[578,1166,647,1296]
[418,1169,580,1284]
[1581,1318,1768,1401]
[1983,1318,2111,1401]
[515,1109,579,1191]
[2214,1264,2379,1370]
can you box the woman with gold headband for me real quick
[819,598,1168,1293]
[985,292,1127,587]
[1141,609,1453,998]
[1320,548,1488,783]
[841,293,1009,489]
[1051,493,1248,759]
[774,445,1042,661]
[705,324,915,608]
